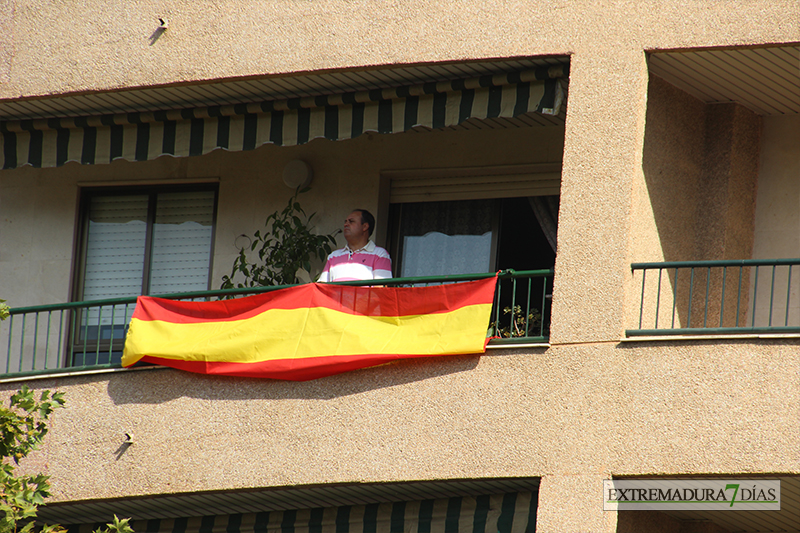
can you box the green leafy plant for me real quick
[0,387,132,533]
[221,188,339,288]
[0,301,9,322]
[94,515,134,533]
[0,386,66,533]
[488,305,543,338]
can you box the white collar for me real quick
[345,240,375,254]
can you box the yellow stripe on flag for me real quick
[123,302,492,366]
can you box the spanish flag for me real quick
[122,277,497,380]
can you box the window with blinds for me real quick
[384,163,561,277]
[393,199,498,278]
[74,185,217,364]
[388,195,557,339]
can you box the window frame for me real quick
[72,183,219,303]
[380,163,561,277]
[68,183,219,366]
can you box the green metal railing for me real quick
[0,269,553,378]
[629,259,800,336]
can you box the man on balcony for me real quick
[317,209,392,282]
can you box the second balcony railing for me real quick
[629,259,800,336]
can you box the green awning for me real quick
[68,491,538,533]
[1,67,565,170]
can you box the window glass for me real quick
[80,188,216,301]
[83,195,148,301]
[390,195,557,341]
[396,200,494,277]
[497,197,557,271]
[391,196,558,276]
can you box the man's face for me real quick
[343,211,369,242]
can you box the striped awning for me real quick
[0,67,565,170]
[68,491,537,533]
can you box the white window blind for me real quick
[396,200,495,277]
[82,189,215,300]
[83,195,149,301]
[79,188,216,334]
[149,191,216,294]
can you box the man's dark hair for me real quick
[354,209,375,237]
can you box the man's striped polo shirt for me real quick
[318,240,392,282]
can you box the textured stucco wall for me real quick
[5,340,799,504]
[2,1,798,344]
[753,115,800,260]
[751,115,800,326]
[698,103,761,261]
[1,1,798,100]
[636,75,707,266]
[631,76,762,331]
[629,74,707,332]
[550,48,650,343]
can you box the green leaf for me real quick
[0,388,68,533]
[220,188,338,288]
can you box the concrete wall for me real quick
[636,75,708,267]
[2,2,798,343]
[1,2,798,100]
[750,115,800,326]
[5,340,800,523]
[631,76,762,331]
[753,115,800,260]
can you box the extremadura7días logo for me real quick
[603,479,780,511]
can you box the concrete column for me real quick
[535,474,617,533]
[550,48,650,344]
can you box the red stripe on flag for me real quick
[134,342,489,381]
[133,277,497,324]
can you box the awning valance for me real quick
[1,66,565,170]
[68,491,538,533]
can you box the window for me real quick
[388,191,559,339]
[390,196,557,277]
[384,162,561,276]
[72,184,217,365]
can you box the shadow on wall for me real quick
[640,75,761,330]
[105,354,484,405]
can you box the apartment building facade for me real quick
[1,2,800,532]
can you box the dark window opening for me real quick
[389,195,558,339]
[390,196,557,276]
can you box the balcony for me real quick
[0,269,552,379]
[629,259,800,336]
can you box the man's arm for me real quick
[372,248,392,279]
[317,255,333,282]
